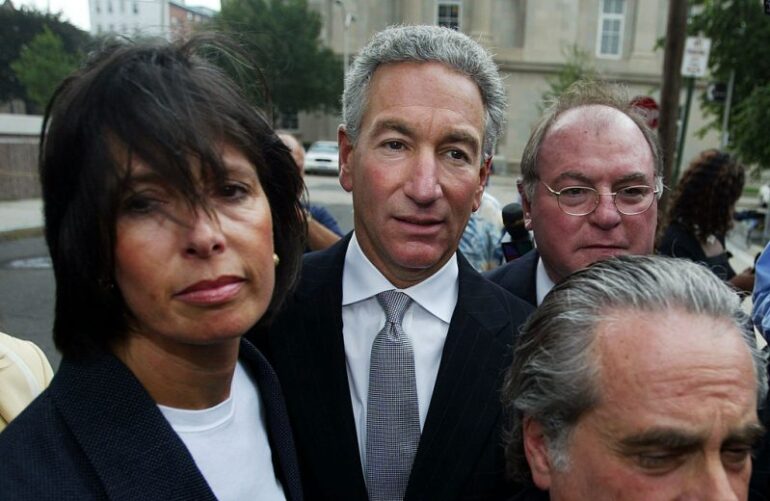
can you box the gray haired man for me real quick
[259,25,532,500]
[503,255,768,500]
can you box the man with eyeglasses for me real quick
[486,82,662,306]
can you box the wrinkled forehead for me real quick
[548,104,636,137]
[593,308,756,404]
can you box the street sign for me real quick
[681,36,712,77]
[630,96,660,129]
[707,82,727,102]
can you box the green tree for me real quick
[540,45,598,111]
[0,6,90,112]
[214,0,343,122]
[11,26,80,110]
[689,0,770,166]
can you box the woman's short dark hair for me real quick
[664,149,745,241]
[41,34,305,359]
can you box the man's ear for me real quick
[472,156,492,212]
[522,417,554,490]
[338,125,354,193]
[518,180,533,231]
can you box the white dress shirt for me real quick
[342,233,459,468]
[535,256,556,306]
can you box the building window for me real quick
[95,0,100,14]
[278,111,299,130]
[596,0,625,58]
[107,1,113,14]
[133,1,139,14]
[437,1,461,31]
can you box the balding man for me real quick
[278,132,343,251]
[486,83,661,306]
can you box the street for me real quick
[0,172,759,369]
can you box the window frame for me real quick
[595,0,626,59]
[436,0,462,31]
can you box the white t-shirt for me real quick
[159,361,286,501]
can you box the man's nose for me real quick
[403,149,442,204]
[587,193,622,229]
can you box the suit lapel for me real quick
[51,354,216,501]
[278,236,369,499]
[406,254,513,499]
[239,339,304,501]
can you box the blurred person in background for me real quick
[0,36,304,500]
[657,149,754,294]
[278,132,343,251]
[0,331,53,431]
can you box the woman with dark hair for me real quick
[0,36,305,500]
[657,149,754,293]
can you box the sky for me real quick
[14,0,222,31]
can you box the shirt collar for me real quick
[342,232,458,323]
[535,256,556,306]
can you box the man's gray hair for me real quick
[519,80,664,201]
[341,24,506,160]
[502,255,769,482]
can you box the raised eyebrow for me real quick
[551,171,593,185]
[370,119,415,139]
[723,422,766,447]
[613,172,652,186]
[444,130,480,156]
[618,427,705,452]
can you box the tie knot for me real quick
[376,290,412,325]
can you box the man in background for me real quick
[278,132,343,251]
[486,83,661,306]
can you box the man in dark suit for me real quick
[502,255,768,500]
[258,25,533,500]
[486,83,662,306]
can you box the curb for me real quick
[0,227,44,242]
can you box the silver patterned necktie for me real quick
[365,290,421,501]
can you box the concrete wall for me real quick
[0,114,42,201]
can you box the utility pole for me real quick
[657,0,688,217]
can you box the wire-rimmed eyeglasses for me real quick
[542,181,659,216]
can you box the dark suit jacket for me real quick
[484,249,539,307]
[0,339,303,501]
[257,234,534,500]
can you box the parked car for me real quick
[304,141,339,175]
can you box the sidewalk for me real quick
[0,198,43,240]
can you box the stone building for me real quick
[300,0,717,174]
[88,0,214,39]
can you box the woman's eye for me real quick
[122,194,161,214]
[218,182,250,200]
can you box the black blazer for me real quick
[0,339,303,501]
[257,234,533,500]
[484,249,539,307]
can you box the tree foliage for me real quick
[11,26,80,110]
[214,0,343,121]
[0,6,90,112]
[540,45,597,111]
[689,0,770,166]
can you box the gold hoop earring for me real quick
[273,254,280,267]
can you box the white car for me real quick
[304,141,339,175]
